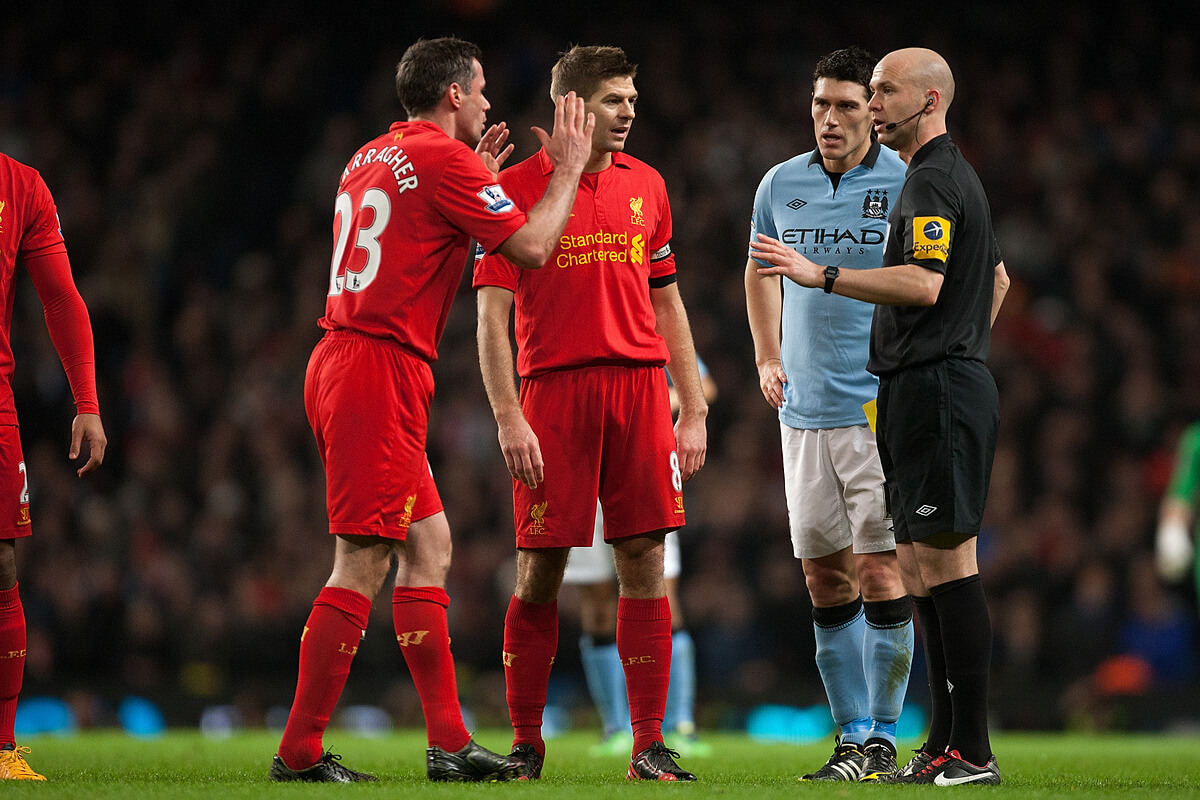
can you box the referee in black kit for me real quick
[750,47,1009,786]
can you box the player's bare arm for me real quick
[744,256,788,410]
[650,284,706,483]
[991,260,1009,327]
[70,413,106,476]
[476,286,543,489]
[497,92,596,268]
[476,122,515,177]
[751,233,944,307]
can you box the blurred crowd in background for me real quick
[1,1,1197,733]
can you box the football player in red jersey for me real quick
[0,153,107,781]
[270,37,594,784]
[475,45,706,782]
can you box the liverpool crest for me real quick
[530,501,548,535]
[630,196,645,226]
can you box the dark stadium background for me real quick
[2,1,1196,733]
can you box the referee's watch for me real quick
[823,265,839,294]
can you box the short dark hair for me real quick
[395,37,481,116]
[812,46,875,101]
[550,45,637,102]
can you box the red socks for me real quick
[503,596,558,756]
[277,586,371,770]
[278,584,475,768]
[276,589,668,768]
[0,584,24,748]
[618,596,672,756]
[393,586,470,752]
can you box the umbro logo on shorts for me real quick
[916,504,937,516]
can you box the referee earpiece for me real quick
[885,97,935,131]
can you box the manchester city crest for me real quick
[862,190,888,220]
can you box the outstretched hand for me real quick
[476,122,515,177]
[532,91,595,174]
[750,234,824,288]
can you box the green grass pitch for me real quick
[4,730,1199,797]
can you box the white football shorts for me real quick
[781,422,894,559]
[562,501,682,583]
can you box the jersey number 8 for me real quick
[329,188,391,295]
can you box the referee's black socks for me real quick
[930,574,992,766]
[912,594,951,756]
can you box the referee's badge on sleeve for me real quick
[913,216,951,262]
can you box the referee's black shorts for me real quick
[876,358,999,544]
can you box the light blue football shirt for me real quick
[751,140,907,429]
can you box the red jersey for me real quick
[0,153,98,424]
[473,150,675,377]
[320,121,526,362]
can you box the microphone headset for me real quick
[885,97,933,131]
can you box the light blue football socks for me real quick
[579,634,629,736]
[863,596,914,748]
[664,629,696,734]
[812,596,870,745]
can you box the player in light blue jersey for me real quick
[745,47,912,783]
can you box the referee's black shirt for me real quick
[867,134,1001,377]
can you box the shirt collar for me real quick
[806,138,883,173]
[391,120,440,135]
[537,149,632,175]
[909,133,952,171]
[861,139,882,168]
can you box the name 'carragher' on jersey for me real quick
[320,120,526,362]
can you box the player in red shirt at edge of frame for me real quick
[269,37,594,784]
[475,45,708,782]
[0,153,107,782]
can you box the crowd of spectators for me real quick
[2,2,1197,731]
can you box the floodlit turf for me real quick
[3,730,1199,797]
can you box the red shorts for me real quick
[304,331,443,540]
[514,365,684,548]
[0,425,31,540]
